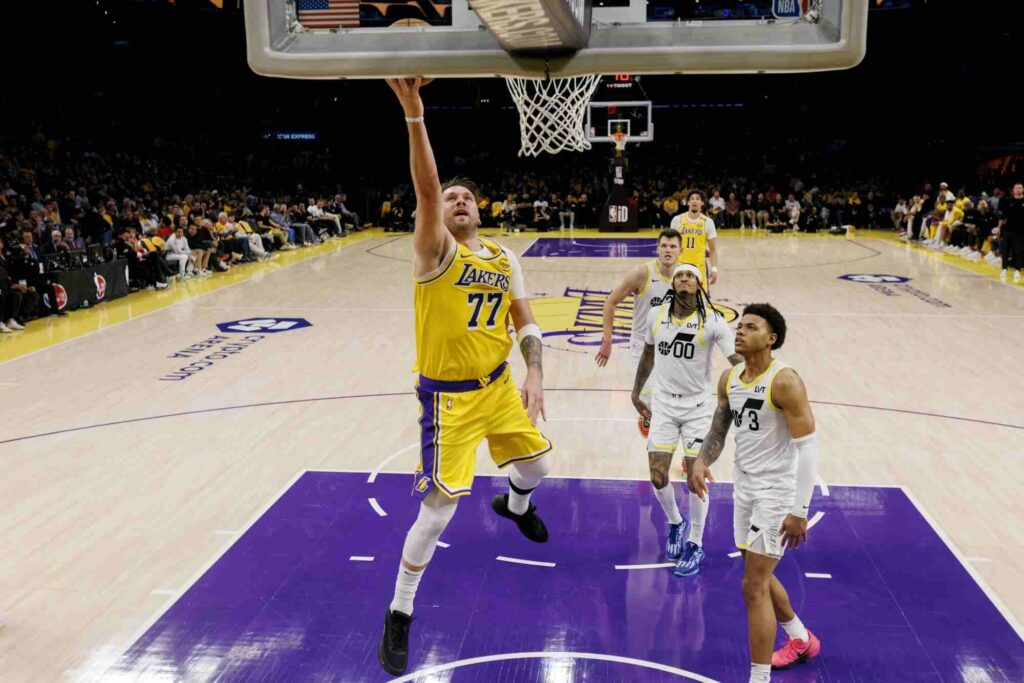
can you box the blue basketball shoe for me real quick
[674,541,706,577]
[666,519,689,560]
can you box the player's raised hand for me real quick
[595,338,612,366]
[384,77,434,118]
[688,459,715,501]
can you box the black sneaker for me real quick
[379,609,412,675]
[491,494,549,543]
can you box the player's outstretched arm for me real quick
[385,77,449,273]
[690,369,733,500]
[596,264,646,366]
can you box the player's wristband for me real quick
[405,116,425,123]
[517,323,542,341]
[711,266,719,273]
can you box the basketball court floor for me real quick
[1,228,1022,682]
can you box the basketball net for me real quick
[504,74,602,157]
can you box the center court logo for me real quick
[216,318,313,333]
[536,287,738,350]
[838,274,911,283]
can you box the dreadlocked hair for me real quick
[665,279,719,324]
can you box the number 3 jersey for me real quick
[725,360,796,477]
[414,237,525,381]
[644,303,735,404]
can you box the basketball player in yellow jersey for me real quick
[671,189,720,287]
[379,77,553,677]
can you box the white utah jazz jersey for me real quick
[644,304,735,404]
[630,260,673,351]
[726,360,796,476]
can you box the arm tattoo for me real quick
[698,402,733,467]
[727,353,743,366]
[633,345,654,398]
[520,335,543,374]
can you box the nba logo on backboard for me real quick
[772,0,808,19]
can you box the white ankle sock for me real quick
[780,615,809,643]
[390,566,424,616]
[508,459,550,515]
[749,663,771,682]
[652,483,683,525]
[687,486,708,545]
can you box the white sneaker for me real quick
[156,281,169,290]
[6,319,24,330]
[1015,271,1021,284]
[0,323,11,333]
[1001,269,1008,281]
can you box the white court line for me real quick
[149,589,177,596]
[496,556,556,568]
[317,465,904,489]
[807,511,825,529]
[900,486,1024,640]
[728,552,742,558]
[805,573,832,579]
[817,476,831,497]
[966,557,992,564]
[389,651,718,683]
[368,442,418,483]
[368,497,387,517]
[349,556,374,562]
[615,562,676,570]
[437,541,450,548]
[87,470,310,681]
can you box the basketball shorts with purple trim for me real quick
[412,366,552,499]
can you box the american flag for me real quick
[297,0,360,29]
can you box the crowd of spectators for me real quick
[3,129,1020,334]
[0,140,365,333]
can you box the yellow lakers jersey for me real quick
[674,212,711,283]
[414,238,514,381]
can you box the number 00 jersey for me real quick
[414,237,515,382]
[644,304,734,403]
[725,360,796,476]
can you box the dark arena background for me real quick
[1,2,1022,682]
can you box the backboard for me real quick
[243,0,869,79]
[587,101,653,143]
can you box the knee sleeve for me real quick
[510,456,551,491]
[402,500,458,566]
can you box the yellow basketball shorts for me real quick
[413,363,553,499]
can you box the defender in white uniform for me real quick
[596,229,682,436]
[632,263,741,575]
[690,304,822,682]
